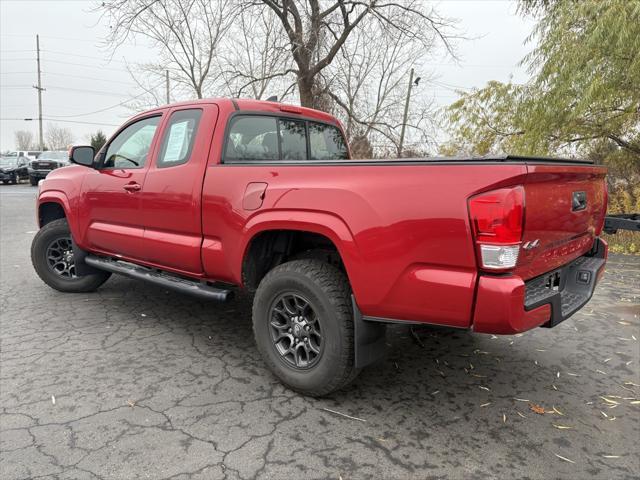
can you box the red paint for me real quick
[36,98,608,334]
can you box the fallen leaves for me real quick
[555,454,576,464]
[529,403,546,415]
[552,424,573,430]
[321,407,366,423]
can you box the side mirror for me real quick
[69,146,95,167]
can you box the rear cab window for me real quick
[224,114,348,163]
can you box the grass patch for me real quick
[603,230,639,255]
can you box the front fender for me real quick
[37,190,82,243]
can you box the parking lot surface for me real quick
[1,183,639,479]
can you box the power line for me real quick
[42,49,129,64]
[45,81,164,118]
[41,59,130,73]
[42,72,136,86]
[1,117,119,127]
[44,85,140,97]
[0,56,132,73]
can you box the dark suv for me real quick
[28,151,70,186]
[0,156,29,184]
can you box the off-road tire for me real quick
[31,219,111,292]
[252,259,359,396]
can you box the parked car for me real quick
[28,151,69,185]
[0,156,29,184]
[30,98,608,396]
[11,150,43,161]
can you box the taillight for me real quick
[468,186,525,270]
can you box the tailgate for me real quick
[516,164,607,280]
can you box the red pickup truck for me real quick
[31,98,608,396]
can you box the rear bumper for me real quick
[472,238,607,334]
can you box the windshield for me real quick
[39,151,68,160]
[0,157,17,166]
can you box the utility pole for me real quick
[33,34,45,151]
[397,68,414,159]
[165,70,170,104]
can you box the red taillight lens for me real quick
[469,186,525,270]
[469,186,524,244]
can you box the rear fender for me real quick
[239,210,363,297]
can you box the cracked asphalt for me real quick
[1,183,639,480]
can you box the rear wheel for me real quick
[31,219,111,292]
[252,259,358,396]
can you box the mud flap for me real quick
[71,238,102,276]
[352,296,387,369]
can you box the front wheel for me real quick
[252,259,359,396]
[29,176,39,186]
[31,218,111,293]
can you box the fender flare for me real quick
[37,190,80,240]
[237,209,363,295]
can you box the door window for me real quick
[157,109,202,168]
[103,116,160,169]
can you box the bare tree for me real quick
[45,124,75,150]
[99,0,236,99]
[14,130,35,150]
[318,15,437,155]
[255,0,456,108]
[218,8,296,100]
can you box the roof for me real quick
[135,97,340,126]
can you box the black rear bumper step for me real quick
[524,238,606,328]
[85,256,233,302]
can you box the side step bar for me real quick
[84,256,233,302]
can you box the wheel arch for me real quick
[37,191,80,241]
[239,211,360,294]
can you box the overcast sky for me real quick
[0,0,535,150]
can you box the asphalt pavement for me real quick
[1,183,639,480]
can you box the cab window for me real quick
[103,116,160,169]
[278,119,307,160]
[309,122,348,160]
[225,116,279,161]
[224,115,348,162]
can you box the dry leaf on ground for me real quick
[529,403,546,414]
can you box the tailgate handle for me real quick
[572,191,587,211]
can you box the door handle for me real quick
[123,182,141,192]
